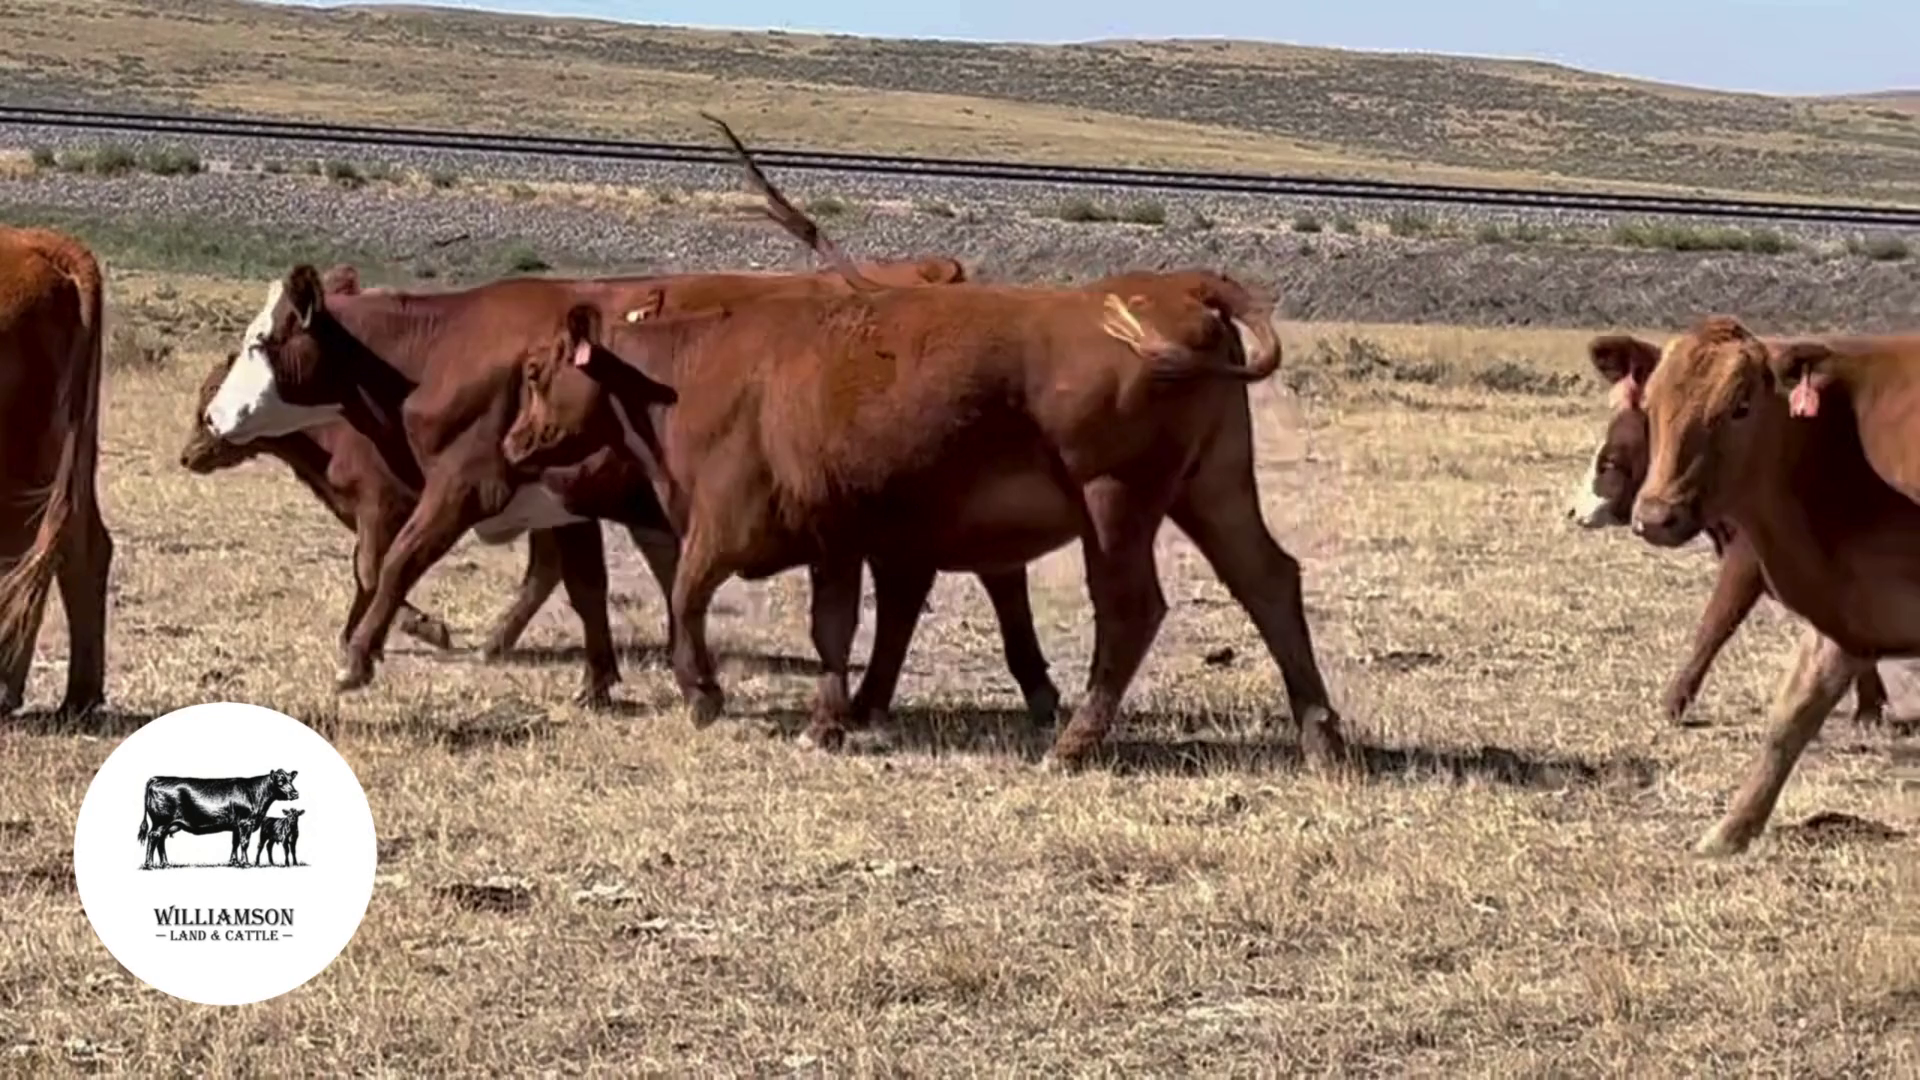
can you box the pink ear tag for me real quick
[1788,381,1820,418]
[572,340,594,368]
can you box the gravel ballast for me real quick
[3,125,1917,333]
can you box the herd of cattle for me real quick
[2,118,1916,859]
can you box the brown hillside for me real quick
[2,0,1916,202]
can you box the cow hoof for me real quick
[1691,825,1752,858]
[1297,705,1354,769]
[573,684,615,711]
[1853,706,1887,729]
[404,618,455,651]
[479,637,513,664]
[841,697,891,732]
[0,689,20,719]
[56,694,105,722]
[1038,749,1087,775]
[1023,683,1062,728]
[687,690,724,728]
[333,663,373,693]
[796,721,847,753]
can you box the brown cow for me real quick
[177,349,583,659]
[1629,314,1920,855]
[507,271,1346,769]
[198,261,1063,717]
[1564,333,1888,726]
[0,225,111,718]
[1765,331,1920,507]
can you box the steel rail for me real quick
[4,103,1917,228]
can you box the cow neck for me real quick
[316,293,443,489]
[244,774,283,808]
[260,432,344,509]
[1819,336,1920,504]
[1733,406,1888,649]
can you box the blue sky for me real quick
[277,1,1914,97]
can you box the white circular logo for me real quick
[71,702,378,1006]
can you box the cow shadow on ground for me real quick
[8,708,161,737]
[749,707,1661,792]
[447,642,842,678]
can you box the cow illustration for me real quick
[137,768,299,869]
[254,808,305,867]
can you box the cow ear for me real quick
[1767,339,1835,392]
[566,304,604,369]
[1588,335,1659,387]
[286,266,326,329]
[286,770,297,779]
[321,264,361,296]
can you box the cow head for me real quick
[202,264,365,443]
[281,808,305,824]
[503,304,678,472]
[179,352,261,473]
[1565,334,1661,528]
[1632,315,1791,547]
[268,768,299,801]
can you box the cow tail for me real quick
[137,811,149,842]
[698,111,882,294]
[0,238,105,677]
[1145,276,1283,384]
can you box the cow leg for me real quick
[1695,629,1865,857]
[667,521,732,727]
[0,610,34,717]
[979,568,1060,725]
[625,525,681,648]
[553,522,620,710]
[340,540,379,666]
[1046,482,1170,768]
[795,557,865,751]
[50,498,112,718]
[1661,539,1766,724]
[1165,489,1347,764]
[353,498,453,652]
[846,560,935,730]
[480,529,564,661]
[0,571,51,718]
[339,477,475,692]
[256,829,271,867]
[1851,666,1888,728]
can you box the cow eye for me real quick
[1731,395,1752,420]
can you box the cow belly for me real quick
[473,484,591,545]
[903,472,1081,571]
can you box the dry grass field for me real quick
[6,0,1920,203]
[2,272,1916,1074]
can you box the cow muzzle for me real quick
[1629,494,1700,548]
[1564,490,1627,529]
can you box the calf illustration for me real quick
[137,769,299,869]
[254,808,305,867]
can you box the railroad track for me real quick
[5,102,1920,229]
